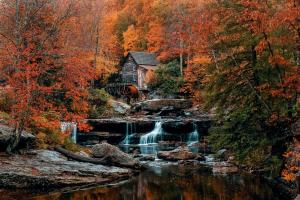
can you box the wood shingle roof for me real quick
[128,51,160,66]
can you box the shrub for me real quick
[148,60,184,97]
[88,88,112,118]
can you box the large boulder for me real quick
[92,142,140,169]
[110,100,131,114]
[132,99,193,113]
[0,124,35,151]
[157,146,198,161]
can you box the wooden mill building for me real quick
[121,51,160,90]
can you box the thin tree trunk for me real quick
[179,37,183,76]
[91,25,100,87]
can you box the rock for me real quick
[195,153,206,161]
[139,155,155,161]
[86,118,155,134]
[189,142,213,154]
[157,146,197,161]
[158,106,185,117]
[77,132,124,145]
[92,142,140,169]
[162,120,194,134]
[0,150,132,189]
[36,150,67,162]
[132,99,193,113]
[212,162,239,174]
[178,160,198,165]
[216,149,229,161]
[0,124,36,151]
[110,100,131,114]
[132,149,141,157]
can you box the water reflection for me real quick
[30,165,278,200]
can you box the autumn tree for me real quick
[0,0,94,152]
[203,0,300,172]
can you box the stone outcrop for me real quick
[78,132,124,145]
[0,150,132,189]
[0,125,35,151]
[157,146,198,161]
[92,142,141,169]
[131,99,193,114]
[162,120,194,134]
[110,100,131,114]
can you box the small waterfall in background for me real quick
[61,122,77,143]
[187,123,199,146]
[121,122,135,145]
[139,121,163,145]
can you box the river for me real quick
[1,162,278,200]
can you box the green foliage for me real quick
[62,137,82,152]
[115,11,136,43]
[35,128,62,149]
[88,88,112,118]
[148,60,184,97]
[0,92,13,113]
[205,0,299,174]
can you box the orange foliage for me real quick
[282,139,300,181]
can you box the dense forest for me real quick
[0,0,300,195]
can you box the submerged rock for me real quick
[212,162,239,174]
[92,142,141,169]
[0,150,132,189]
[157,146,198,161]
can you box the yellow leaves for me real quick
[123,25,143,54]
[191,55,211,65]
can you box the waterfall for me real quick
[187,124,199,146]
[61,122,77,143]
[121,122,134,145]
[139,122,163,145]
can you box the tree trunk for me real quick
[179,37,183,76]
[55,146,142,169]
[55,146,109,165]
[6,127,22,154]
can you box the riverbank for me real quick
[0,150,133,190]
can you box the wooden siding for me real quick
[122,55,138,84]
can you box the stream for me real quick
[7,163,277,200]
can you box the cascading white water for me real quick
[139,122,163,145]
[121,122,134,145]
[187,124,199,146]
[60,122,77,143]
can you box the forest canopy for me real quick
[0,0,299,180]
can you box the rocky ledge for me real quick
[0,150,132,190]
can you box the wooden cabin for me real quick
[121,51,160,90]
